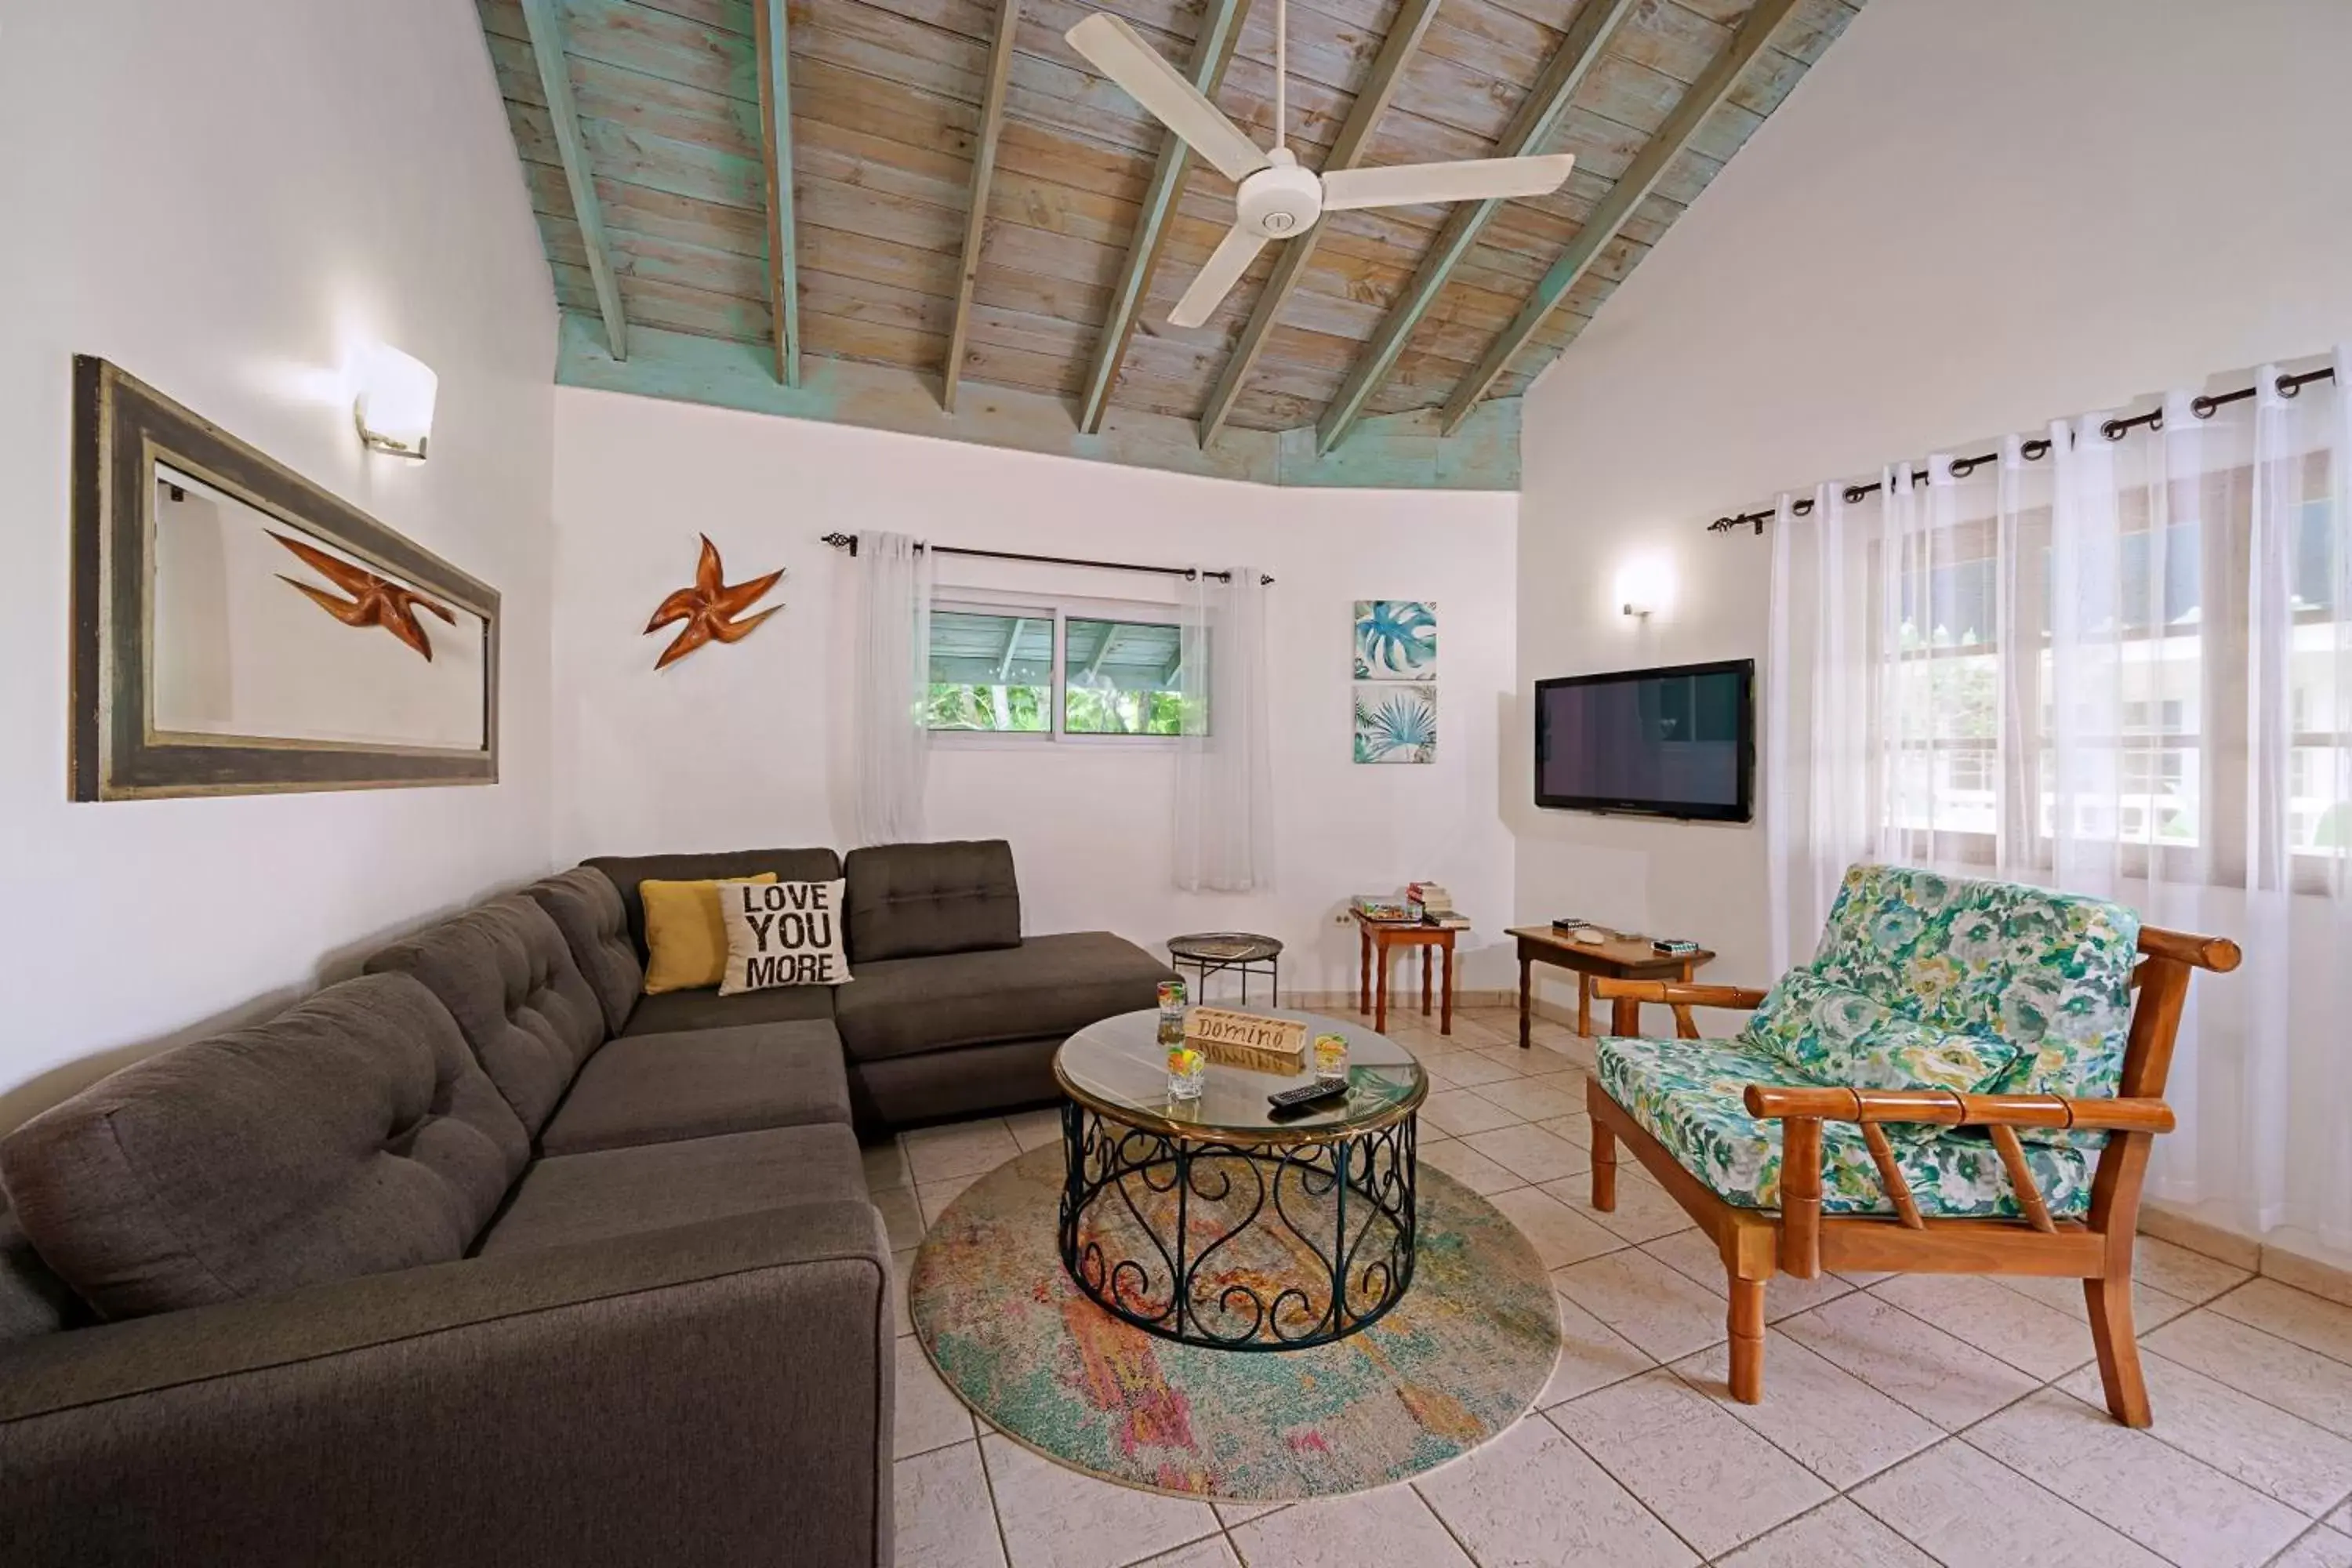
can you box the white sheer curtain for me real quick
[850,531,933,846]
[1173,566,1272,891]
[1767,349,2352,1247]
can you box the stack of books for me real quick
[1407,882,1471,930]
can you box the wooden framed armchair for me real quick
[1584,865,2240,1427]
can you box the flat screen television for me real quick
[1534,659,1755,822]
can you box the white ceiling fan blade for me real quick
[1065,13,1271,184]
[1167,225,1269,328]
[1319,154,1575,212]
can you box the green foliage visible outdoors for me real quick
[926,682,1047,731]
[1065,684,1185,735]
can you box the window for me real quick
[926,608,1051,732]
[926,592,1197,742]
[1867,468,2345,887]
[1064,618,1185,735]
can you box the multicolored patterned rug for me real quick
[909,1143,1559,1500]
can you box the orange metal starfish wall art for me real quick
[270,532,456,662]
[644,535,784,670]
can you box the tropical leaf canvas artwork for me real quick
[1354,683,1437,764]
[1353,601,1436,681]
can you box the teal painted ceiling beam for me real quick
[1436,0,1802,436]
[557,314,1518,491]
[1074,0,1253,436]
[1195,0,1445,448]
[753,0,801,387]
[1311,0,1639,457]
[519,0,628,361]
[943,0,1023,414]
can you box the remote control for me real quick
[1266,1081,1350,1120]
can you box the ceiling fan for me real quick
[1065,2,1574,328]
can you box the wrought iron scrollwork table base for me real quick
[1057,1102,1417,1351]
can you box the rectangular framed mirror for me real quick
[70,357,499,799]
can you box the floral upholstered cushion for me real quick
[1596,1033,2095,1220]
[1809,865,2140,1113]
[1740,969,2022,1104]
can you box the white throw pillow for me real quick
[717,878,852,993]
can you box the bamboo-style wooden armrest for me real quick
[2137,927,2242,973]
[1748,1083,2173,1269]
[1741,1084,2174,1134]
[1589,980,1769,1010]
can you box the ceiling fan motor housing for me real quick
[1236,158,1323,238]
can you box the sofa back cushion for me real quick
[1806,864,2142,1102]
[583,848,843,961]
[0,1207,91,1341]
[365,895,607,1135]
[1740,968,2023,1104]
[524,868,642,1034]
[844,840,1022,963]
[0,974,528,1321]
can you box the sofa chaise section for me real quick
[836,932,1174,1123]
[561,839,1174,1129]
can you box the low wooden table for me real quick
[1508,925,1713,1047]
[1354,913,1457,1036]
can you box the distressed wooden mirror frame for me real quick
[69,356,500,800]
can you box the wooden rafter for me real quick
[753,0,800,387]
[943,0,1023,413]
[1074,0,1253,436]
[519,0,626,361]
[1434,0,1801,435]
[1310,0,1639,456]
[1193,0,1444,448]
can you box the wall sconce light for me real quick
[1615,555,1672,620]
[353,344,437,459]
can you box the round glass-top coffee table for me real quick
[1053,1008,1428,1350]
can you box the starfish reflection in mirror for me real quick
[270,531,456,662]
[644,534,784,670]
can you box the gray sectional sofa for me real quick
[0,838,1171,1566]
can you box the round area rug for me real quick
[909,1142,1559,1501]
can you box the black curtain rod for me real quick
[819,533,1273,585]
[1705,365,2339,536]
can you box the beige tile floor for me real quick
[870,1006,2352,1568]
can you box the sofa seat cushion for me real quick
[833,932,1174,1065]
[477,1123,865,1256]
[0,975,530,1319]
[1597,1033,2095,1221]
[524,868,644,1035]
[844,840,1021,962]
[620,981,836,1036]
[539,1022,852,1156]
[365,895,607,1136]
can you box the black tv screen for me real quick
[1534,659,1755,821]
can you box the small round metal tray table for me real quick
[1166,931,1283,1007]
[1052,1008,1426,1351]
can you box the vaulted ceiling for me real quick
[477,0,1860,487]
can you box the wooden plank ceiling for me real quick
[477,0,1860,486]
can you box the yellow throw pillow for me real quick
[639,874,776,995]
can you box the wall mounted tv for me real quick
[1534,659,1755,822]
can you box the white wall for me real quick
[1514,0,2352,1003]
[552,387,1519,999]
[0,1,559,1126]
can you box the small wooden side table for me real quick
[1507,925,1714,1047]
[1355,913,1457,1036]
